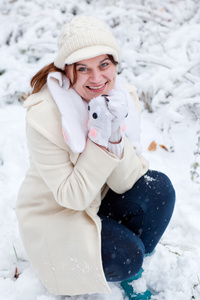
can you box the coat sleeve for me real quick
[106,137,149,194]
[26,124,119,211]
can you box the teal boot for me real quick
[120,269,152,299]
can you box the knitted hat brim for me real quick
[64,45,120,66]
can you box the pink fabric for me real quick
[90,128,97,138]
[122,124,126,132]
[62,128,68,144]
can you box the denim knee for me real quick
[100,215,145,282]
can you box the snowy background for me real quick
[0,0,200,299]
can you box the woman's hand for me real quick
[105,90,128,158]
[87,95,114,148]
[87,91,128,158]
[106,90,129,143]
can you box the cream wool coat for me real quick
[16,83,149,296]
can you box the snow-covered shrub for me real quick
[191,118,200,184]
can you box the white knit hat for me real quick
[54,15,121,70]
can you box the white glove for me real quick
[87,95,114,148]
[105,90,129,158]
[105,90,129,143]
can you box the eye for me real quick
[88,105,90,111]
[92,112,98,119]
[77,67,88,72]
[125,113,128,117]
[100,62,109,69]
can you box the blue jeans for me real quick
[98,170,175,282]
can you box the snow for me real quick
[0,0,200,299]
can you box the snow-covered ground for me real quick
[0,0,200,299]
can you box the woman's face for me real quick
[65,55,117,102]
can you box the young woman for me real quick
[16,15,175,296]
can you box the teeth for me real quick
[89,83,105,90]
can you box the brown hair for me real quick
[30,55,118,95]
[30,63,64,94]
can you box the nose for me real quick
[90,69,102,83]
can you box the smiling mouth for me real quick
[87,82,106,90]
